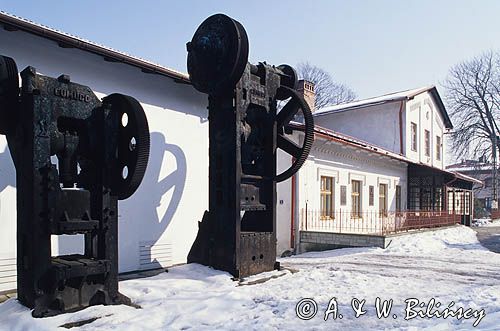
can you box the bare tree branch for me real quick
[296,62,356,109]
[443,51,500,162]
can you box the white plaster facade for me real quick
[275,130,408,255]
[297,140,408,218]
[314,101,403,154]
[313,87,451,170]
[405,92,447,169]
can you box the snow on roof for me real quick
[446,165,492,172]
[446,160,492,172]
[314,86,433,115]
[313,85,453,129]
[0,11,190,82]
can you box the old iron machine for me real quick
[187,14,314,278]
[0,55,150,317]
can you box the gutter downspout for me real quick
[290,171,296,249]
[399,101,404,154]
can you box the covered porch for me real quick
[298,164,477,237]
[407,163,475,226]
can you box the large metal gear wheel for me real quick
[275,85,314,183]
[187,13,249,95]
[0,55,19,135]
[104,93,150,200]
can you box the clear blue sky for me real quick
[1,0,500,99]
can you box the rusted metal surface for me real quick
[0,55,149,317]
[186,14,314,278]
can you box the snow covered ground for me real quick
[473,218,500,227]
[1,226,499,330]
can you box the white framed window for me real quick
[436,135,442,160]
[424,130,430,156]
[320,176,334,219]
[411,122,418,151]
[351,180,362,218]
[379,184,388,216]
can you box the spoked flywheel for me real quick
[0,55,19,135]
[274,85,314,183]
[104,93,150,200]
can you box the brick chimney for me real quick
[297,79,316,113]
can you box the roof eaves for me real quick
[314,86,433,117]
[452,171,484,186]
[428,87,453,129]
[0,11,190,83]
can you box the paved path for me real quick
[474,226,500,253]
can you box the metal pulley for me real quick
[0,55,19,135]
[187,13,249,95]
[103,94,150,200]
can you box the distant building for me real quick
[447,159,491,216]
[277,86,480,254]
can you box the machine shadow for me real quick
[118,131,187,271]
[0,144,15,193]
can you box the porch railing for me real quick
[491,209,500,220]
[300,209,461,235]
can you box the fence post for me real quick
[339,209,342,233]
[392,212,395,235]
[305,203,308,231]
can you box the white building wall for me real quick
[276,150,293,256]
[0,28,208,290]
[298,142,407,215]
[313,101,403,154]
[405,92,446,169]
[275,134,408,253]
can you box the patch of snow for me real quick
[487,219,500,226]
[472,218,491,227]
[1,226,499,330]
[473,218,500,227]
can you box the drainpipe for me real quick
[399,101,404,154]
[290,169,296,249]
